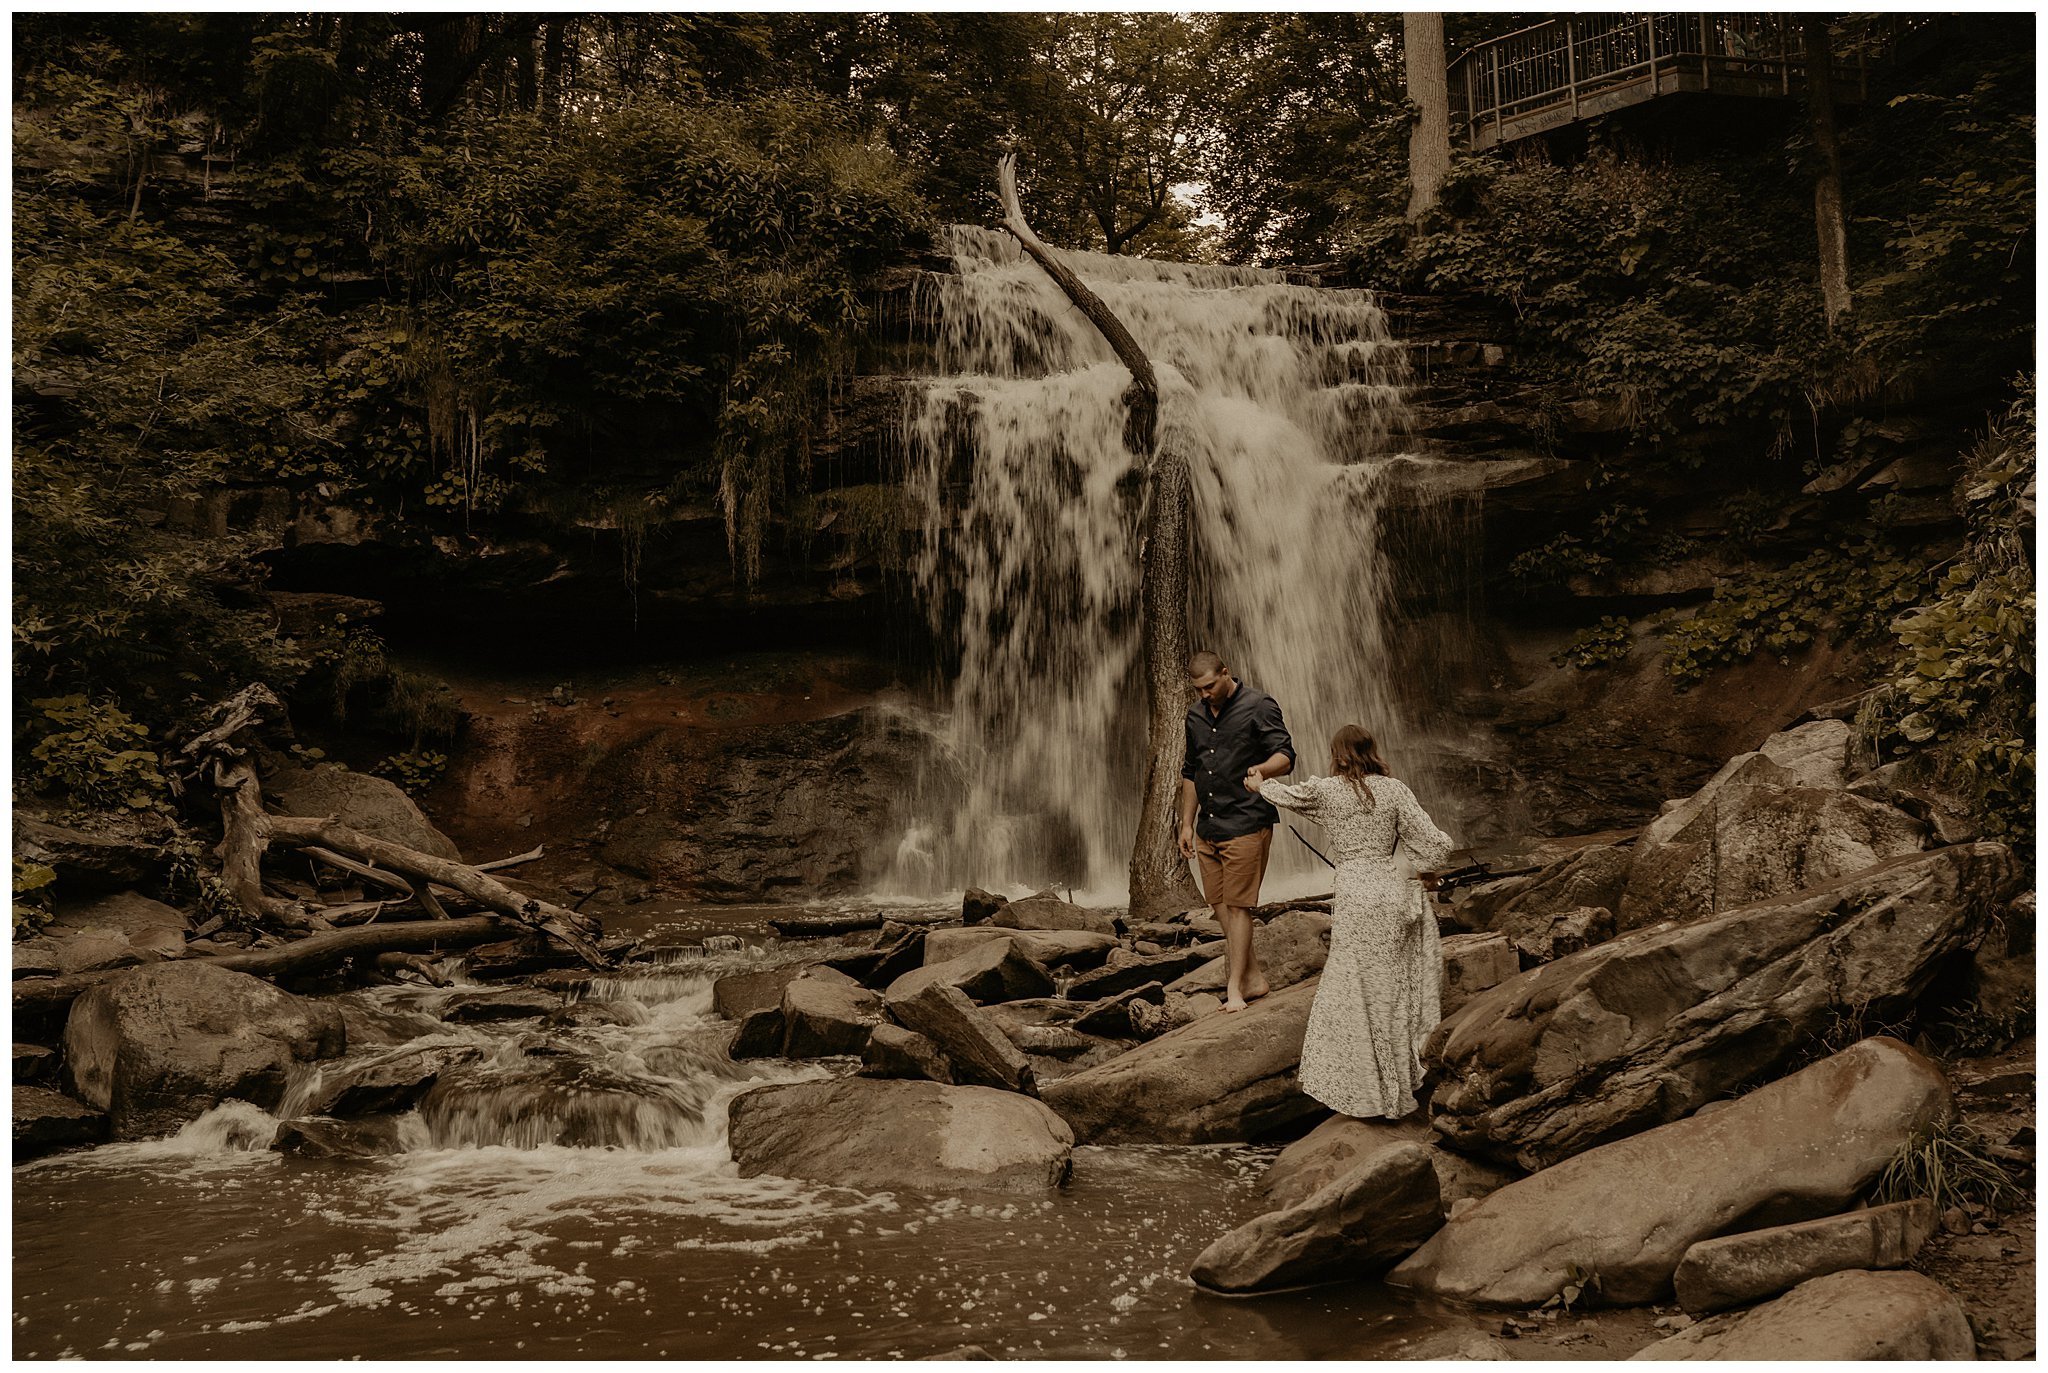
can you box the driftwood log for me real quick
[996,155,1200,920]
[13,916,520,1017]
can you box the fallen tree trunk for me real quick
[996,154,1200,921]
[12,915,520,1018]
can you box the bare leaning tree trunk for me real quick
[995,156,1201,920]
[1804,17,1853,328]
[1404,12,1453,221]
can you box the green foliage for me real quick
[1659,541,1930,689]
[1551,617,1635,671]
[375,749,448,795]
[1859,386,2035,848]
[13,860,59,938]
[1875,1119,2028,1215]
[1921,993,2035,1058]
[20,696,169,811]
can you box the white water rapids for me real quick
[886,227,1468,901]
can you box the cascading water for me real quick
[890,227,1461,900]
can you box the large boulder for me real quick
[1672,1200,1938,1316]
[1190,1142,1442,1294]
[922,926,1117,970]
[1630,1269,1974,1360]
[1168,910,1330,995]
[267,761,463,861]
[15,811,175,895]
[779,966,882,1057]
[1262,1115,1518,1213]
[1428,843,2011,1169]
[991,892,1118,937]
[885,983,1034,1092]
[300,1044,482,1117]
[1437,933,1518,1015]
[13,890,188,976]
[1464,842,1632,937]
[1386,1037,1952,1308]
[727,1078,1073,1193]
[1038,978,1320,1143]
[713,965,807,1020]
[884,939,1054,1005]
[64,963,346,1138]
[1615,720,1926,930]
[861,1024,953,1084]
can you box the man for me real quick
[1177,649,1295,1013]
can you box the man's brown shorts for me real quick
[1195,828,1272,910]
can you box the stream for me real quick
[13,903,1454,1360]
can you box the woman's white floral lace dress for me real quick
[1258,773,1454,1119]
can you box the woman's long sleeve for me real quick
[1259,777,1325,822]
[1394,782,1455,869]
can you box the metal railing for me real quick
[1449,13,1935,148]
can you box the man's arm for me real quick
[1246,751,1293,782]
[1176,777,1198,858]
[1253,697,1297,781]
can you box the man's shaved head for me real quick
[1187,650,1225,677]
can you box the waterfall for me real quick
[889,227,1465,901]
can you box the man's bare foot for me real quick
[1244,977,1271,1003]
[1222,991,1247,1013]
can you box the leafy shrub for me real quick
[20,696,169,811]
[375,749,448,795]
[1551,616,1634,670]
[13,860,58,938]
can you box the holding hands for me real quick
[1243,769,1265,794]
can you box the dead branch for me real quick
[13,915,518,1017]
[476,846,544,872]
[304,845,413,895]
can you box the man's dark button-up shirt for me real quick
[1182,683,1296,841]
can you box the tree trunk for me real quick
[996,156,1198,918]
[1404,13,1453,221]
[1804,18,1853,328]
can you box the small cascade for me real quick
[889,226,1474,898]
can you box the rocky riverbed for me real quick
[13,711,2036,1359]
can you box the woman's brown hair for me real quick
[1330,724,1391,808]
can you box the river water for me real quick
[13,904,1463,1360]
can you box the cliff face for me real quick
[242,258,1980,898]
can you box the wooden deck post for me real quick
[1647,14,1660,96]
[1565,19,1579,117]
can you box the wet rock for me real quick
[1427,844,2011,1169]
[14,1044,58,1085]
[1438,933,1518,1015]
[529,968,598,997]
[1263,1114,1519,1213]
[961,888,1009,924]
[728,1078,1074,1193]
[268,761,463,861]
[1672,1199,1938,1315]
[781,966,882,1058]
[1168,911,1329,995]
[1464,843,1633,938]
[886,983,1034,1093]
[1071,981,1166,1036]
[1065,945,1219,1000]
[919,1345,994,1360]
[15,811,174,894]
[713,965,806,1021]
[463,933,581,980]
[1191,1142,1441,1293]
[824,923,926,988]
[1007,1025,1098,1059]
[304,1044,481,1116]
[727,1007,786,1059]
[1040,978,1320,1143]
[339,1001,450,1050]
[440,988,562,1023]
[13,890,189,977]
[1630,1268,1974,1360]
[63,963,346,1139]
[990,891,1118,937]
[1386,1037,1953,1307]
[422,1055,719,1150]
[13,1084,107,1159]
[883,939,1055,1006]
[1616,720,1925,930]
[975,998,1088,1033]
[544,999,648,1030]
[1393,1329,1520,1360]
[860,1024,953,1084]
[273,1114,415,1158]
[922,926,1117,970]
[1506,905,1615,968]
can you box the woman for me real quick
[1248,725,1454,1120]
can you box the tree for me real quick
[1803,17,1853,328]
[1403,13,1453,220]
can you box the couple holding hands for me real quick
[1175,650,1454,1122]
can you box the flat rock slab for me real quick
[1673,1199,1938,1315]
[1630,1268,1975,1360]
[923,927,1116,970]
[884,939,1053,1006]
[64,962,345,1139]
[1039,978,1321,1144]
[990,893,1118,937]
[14,1044,58,1085]
[713,966,807,1021]
[1428,843,2011,1170]
[304,1044,482,1117]
[1437,932,1517,1015]
[1071,981,1166,1036]
[15,890,189,977]
[887,983,1033,1092]
[1386,1037,1952,1308]
[1065,946,1216,1001]
[14,1084,108,1159]
[781,966,882,1057]
[728,1078,1073,1194]
[440,989,562,1023]
[861,1024,952,1084]
[1191,1141,1442,1293]
[1169,912,1327,995]
[1263,1114,1518,1213]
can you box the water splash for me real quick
[890,226,1458,898]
